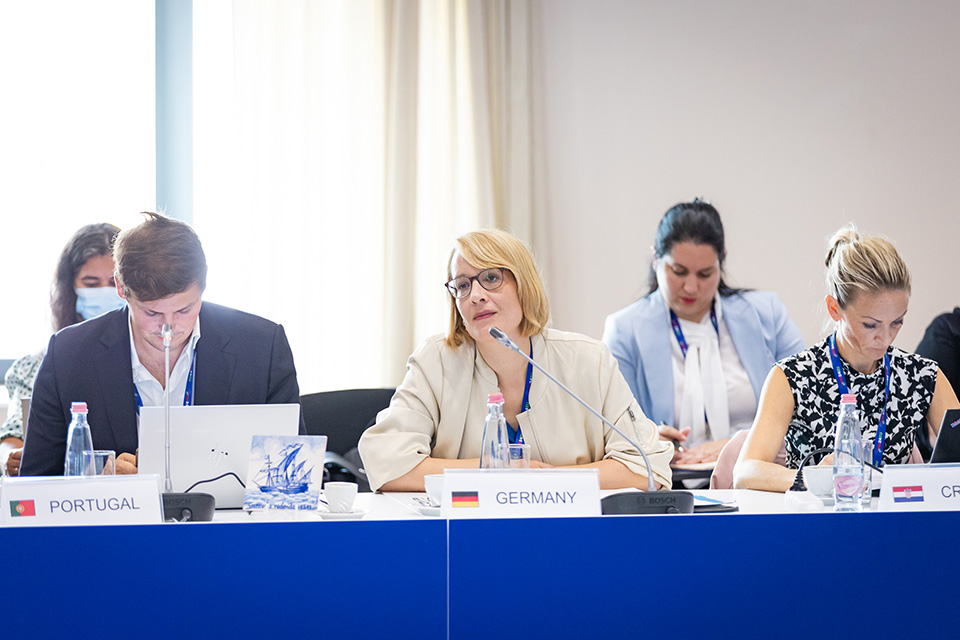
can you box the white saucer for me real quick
[416,505,441,517]
[317,508,369,520]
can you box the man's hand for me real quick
[116,452,138,475]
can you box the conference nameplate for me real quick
[878,464,960,511]
[0,475,163,526]
[439,469,601,519]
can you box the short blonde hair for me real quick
[825,225,911,308]
[446,229,550,347]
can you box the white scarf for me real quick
[672,297,731,446]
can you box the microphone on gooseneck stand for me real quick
[163,324,173,492]
[488,327,694,514]
[160,323,215,522]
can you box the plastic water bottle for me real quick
[64,402,94,476]
[479,393,510,469]
[832,393,864,512]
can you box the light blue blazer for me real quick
[601,289,805,427]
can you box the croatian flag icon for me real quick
[892,486,924,503]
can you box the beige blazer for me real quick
[359,329,674,491]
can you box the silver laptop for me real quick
[139,404,301,509]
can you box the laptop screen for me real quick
[930,408,960,464]
[138,403,301,509]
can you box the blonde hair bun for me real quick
[824,224,910,307]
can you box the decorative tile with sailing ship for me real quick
[242,435,328,511]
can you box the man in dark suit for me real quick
[915,307,960,460]
[21,212,304,476]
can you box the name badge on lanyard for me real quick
[828,333,891,467]
[134,350,196,413]
[505,341,533,445]
[669,305,719,357]
[670,304,719,427]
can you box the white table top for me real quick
[212,488,831,523]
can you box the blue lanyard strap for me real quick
[134,350,196,414]
[827,333,891,467]
[669,304,719,357]
[669,304,718,427]
[505,340,533,445]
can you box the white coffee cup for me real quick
[424,474,444,506]
[324,481,358,513]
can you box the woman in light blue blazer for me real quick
[602,200,804,464]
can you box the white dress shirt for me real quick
[129,314,202,409]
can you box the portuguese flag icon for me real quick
[10,500,36,517]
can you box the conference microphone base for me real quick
[162,492,216,522]
[601,490,695,515]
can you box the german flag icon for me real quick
[451,491,479,508]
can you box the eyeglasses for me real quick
[445,268,506,299]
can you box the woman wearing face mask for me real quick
[734,226,960,491]
[602,200,805,465]
[1,223,122,475]
[359,229,673,492]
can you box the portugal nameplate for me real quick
[0,475,163,526]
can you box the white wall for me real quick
[530,0,960,352]
[0,1,154,359]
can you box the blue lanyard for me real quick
[669,304,719,357]
[669,304,718,427]
[134,350,196,414]
[827,333,891,467]
[505,340,533,445]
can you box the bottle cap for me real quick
[487,393,504,404]
[841,393,856,404]
[71,401,88,413]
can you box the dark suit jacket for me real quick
[21,302,304,476]
[915,307,960,460]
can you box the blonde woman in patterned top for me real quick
[733,226,959,492]
[1,223,121,475]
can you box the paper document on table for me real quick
[671,461,716,471]
[692,493,739,513]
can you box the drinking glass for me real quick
[82,450,116,476]
[500,443,532,469]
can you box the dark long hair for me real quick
[50,223,121,331]
[647,199,743,296]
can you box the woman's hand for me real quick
[0,437,24,477]
[658,425,690,461]
[529,460,554,469]
[673,437,730,465]
[6,449,22,476]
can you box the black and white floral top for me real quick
[1,351,44,441]
[778,337,937,468]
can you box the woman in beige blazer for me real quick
[358,229,673,492]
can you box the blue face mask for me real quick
[75,286,125,321]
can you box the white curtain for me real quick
[193,0,533,392]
